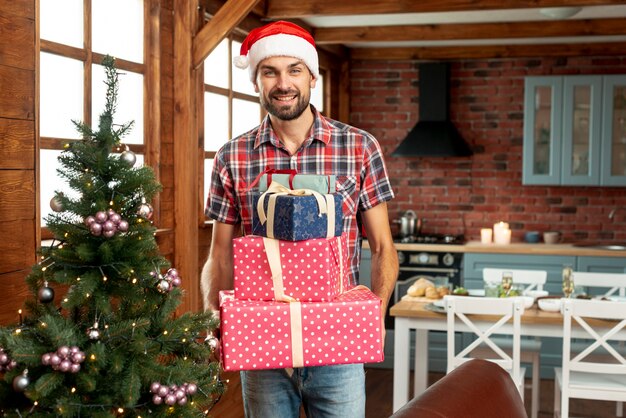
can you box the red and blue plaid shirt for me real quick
[206,106,394,286]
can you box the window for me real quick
[39,0,146,229]
[202,35,325,214]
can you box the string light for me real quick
[117,408,124,413]
[163,330,168,335]
[103,276,108,282]
[64,232,69,238]
[132,278,138,284]
[63,298,69,303]
[109,200,114,206]
[90,354,96,361]
[76,277,81,282]
[71,387,76,393]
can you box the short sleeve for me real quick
[358,134,394,211]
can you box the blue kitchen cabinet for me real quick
[523,74,626,186]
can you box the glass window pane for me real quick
[40,53,84,139]
[92,64,144,144]
[232,98,261,138]
[571,85,591,176]
[311,73,324,112]
[92,0,143,63]
[204,39,229,88]
[611,86,626,176]
[533,86,552,175]
[204,92,229,151]
[40,0,83,48]
[40,149,79,225]
[232,40,257,96]
[204,158,214,215]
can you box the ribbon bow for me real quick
[257,181,336,239]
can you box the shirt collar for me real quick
[253,105,332,150]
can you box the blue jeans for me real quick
[241,364,365,418]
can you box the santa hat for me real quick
[234,21,319,82]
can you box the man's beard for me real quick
[261,88,310,121]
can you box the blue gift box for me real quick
[252,192,343,241]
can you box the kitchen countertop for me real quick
[363,240,626,258]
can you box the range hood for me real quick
[392,63,472,157]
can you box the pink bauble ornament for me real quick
[109,213,121,225]
[50,354,61,366]
[165,394,177,405]
[59,360,71,372]
[152,394,163,405]
[150,382,161,393]
[117,220,129,232]
[57,346,70,359]
[70,346,80,354]
[186,383,197,395]
[0,353,8,364]
[72,352,85,363]
[107,208,116,217]
[95,211,107,223]
[103,220,115,232]
[70,363,81,373]
[157,386,169,397]
[103,229,116,238]
[175,389,186,400]
[177,396,188,406]
[167,268,179,278]
[85,216,96,226]
[41,353,51,365]
[90,223,103,236]
[172,277,182,287]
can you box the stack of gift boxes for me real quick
[219,171,384,371]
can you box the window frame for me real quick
[39,0,157,238]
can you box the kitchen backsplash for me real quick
[349,56,626,243]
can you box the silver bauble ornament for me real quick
[50,194,64,212]
[120,150,137,167]
[138,203,154,219]
[87,324,100,340]
[38,286,55,303]
[13,372,29,392]
[157,279,171,293]
[205,336,219,351]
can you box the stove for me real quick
[394,233,465,245]
[386,233,465,329]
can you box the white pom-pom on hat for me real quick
[233,55,249,69]
[234,20,319,83]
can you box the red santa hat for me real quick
[234,21,319,82]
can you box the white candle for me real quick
[494,228,511,245]
[480,228,493,244]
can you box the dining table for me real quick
[389,296,624,413]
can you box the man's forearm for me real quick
[370,245,398,312]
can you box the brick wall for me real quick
[350,57,626,243]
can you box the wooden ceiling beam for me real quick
[314,18,626,44]
[349,41,626,60]
[266,0,624,19]
[193,0,261,69]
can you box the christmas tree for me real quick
[0,56,223,417]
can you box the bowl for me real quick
[538,297,562,312]
[524,231,540,243]
[524,290,549,300]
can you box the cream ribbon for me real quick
[257,181,335,239]
[262,237,297,303]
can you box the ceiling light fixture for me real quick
[539,7,582,19]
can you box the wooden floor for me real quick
[208,368,619,418]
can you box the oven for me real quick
[386,234,464,329]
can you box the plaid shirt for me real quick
[206,106,394,286]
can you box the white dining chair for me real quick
[554,298,626,418]
[477,267,547,418]
[445,295,527,400]
[569,270,626,417]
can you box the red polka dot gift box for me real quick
[219,286,383,371]
[233,234,349,303]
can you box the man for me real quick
[201,20,398,418]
